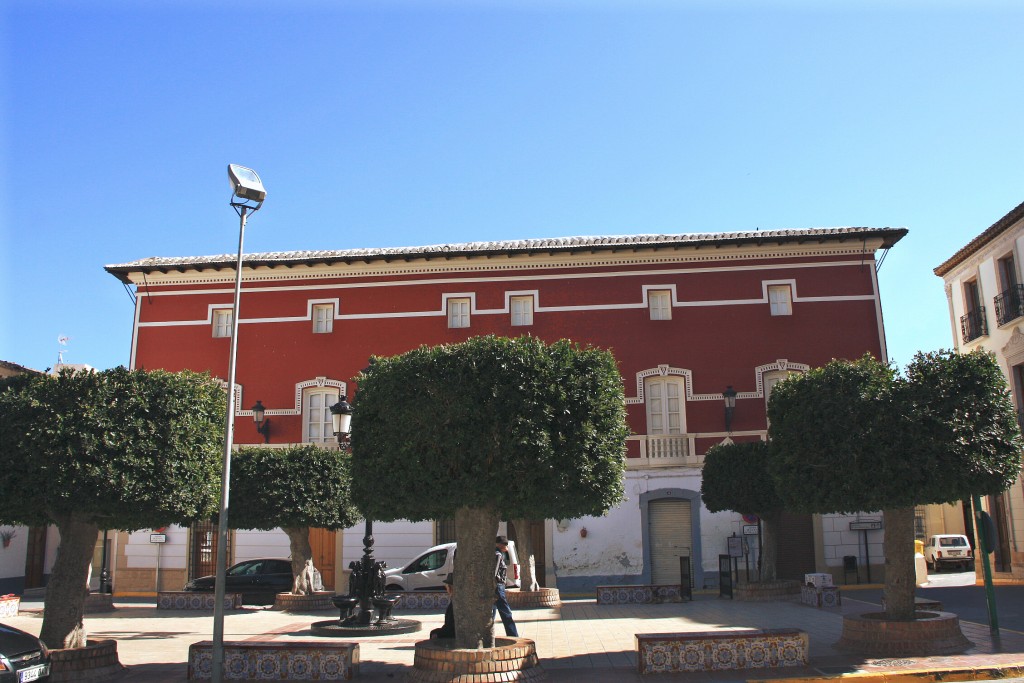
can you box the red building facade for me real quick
[106,227,905,594]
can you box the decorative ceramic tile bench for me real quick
[597,585,686,604]
[188,640,359,680]
[800,584,841,608]
[636,628,808,674]
[386,591,450,610]
[0,595,19,618]
[157,591,243,610]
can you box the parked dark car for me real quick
[0,622,50,682]
[183,558,293,605]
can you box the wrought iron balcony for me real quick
[994,285,1024,327]
[960,308,988,344]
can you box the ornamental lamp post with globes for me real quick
[211,164,266,683]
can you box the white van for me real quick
[383,541,520,591]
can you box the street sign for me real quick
[149,533,167,544]
[742,524,759,535]
[849,520,882,531]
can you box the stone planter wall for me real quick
[50,639,124,682]
[157,591,243,610]
[800,584,841,608]
[837,611,972,657]
[409,636,544,682]
[188,640,359,680]
[733,580,801,602]
[273,591,335,611]
[508,588,561,609]
[0,595,19,618]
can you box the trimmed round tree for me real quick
[768,351,1022,620]
[351,335,628,648]
[701,440,784,582]
[0,367,225,649]
[228,444,361,595]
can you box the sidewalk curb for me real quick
[764,663,1024,683]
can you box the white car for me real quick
[923,534,974,572]
[383,541,520,591]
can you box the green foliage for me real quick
[228,444,361,531]
[767,351,1023,514]
[701,440,781,515]
[350,335,628,522]
[0,367,225,530]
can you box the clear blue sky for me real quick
[3,1,1023,373]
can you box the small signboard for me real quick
[742,524,759,535]
[849,520,882,531]
[149,533,167,544]
[727,535,744,558]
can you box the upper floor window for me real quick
[767,285,792,316]
[448,298,470,329]
[995,255,1024,326]
[648,290,672,321]
[961,279,987,342]
[313,304,334,334]
[645,377,685,435]
[304,389,339,444]
[510,296,534,326]
[212,309,232,338]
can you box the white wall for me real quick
[342,520,435,571]
[0,526,28,581]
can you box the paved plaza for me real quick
[6,588,1024,682]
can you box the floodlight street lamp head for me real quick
[228,164,266,208]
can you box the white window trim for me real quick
[644,376,687,435]
[303,387,340,444]
[444,293,475,329]
[510,295,534,326]
[647,289,673,320]
[312,303,334,333]
[764,281,794,316]
[212,308,233,337]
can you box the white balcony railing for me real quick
[634,434,701,468]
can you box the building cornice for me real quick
[935,200,1024,277]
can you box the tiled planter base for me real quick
[188,640,359,680]
[800,584,841,608]
[157,591,243,610]
[836,611,971,656]
[0,596,19,618]
[50,638,124,682]
[409,636,545,682]
[389,591,450,610]
[274,591,335,611]
[636,628,808,674]
[84,592,116,613]
[734,580,801,602]
[596,585,686,604]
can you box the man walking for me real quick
[493,535,519,637]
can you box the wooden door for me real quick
[23,526,47,588]
[775,512,815,580]
[309,528,337,591]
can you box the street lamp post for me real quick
[723,385,737,433]
[211,164,266,683]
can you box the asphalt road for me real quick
[845,570,1024,633]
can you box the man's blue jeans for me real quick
[493,583,519,637]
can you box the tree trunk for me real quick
[759,512,780,582]
[511,518,540,591]
[883,507,917,620]
[453,505,501,649]
[283,526,316,595]
[40,513,98,649]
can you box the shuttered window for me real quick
[648,498,692,585]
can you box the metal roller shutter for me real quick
[649,499,692,584]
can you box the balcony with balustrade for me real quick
[995,285,1024,327]
[631,434,701,468]
[960,308,988,344]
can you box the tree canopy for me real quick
[0,366,225,530]
[766,350,1022,619]
[701,440,781,516]
[0,366,225,648]
[349,335,628,647]
[350,335,628,522]
[229,444,360,531]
